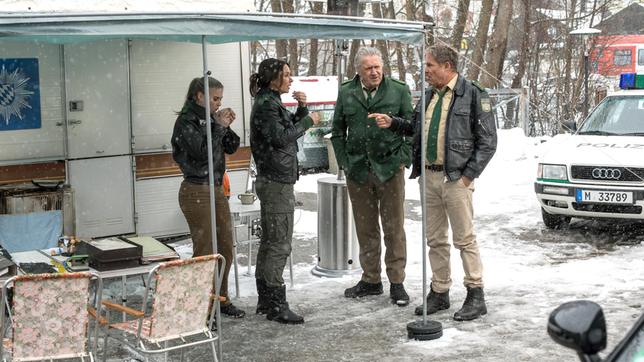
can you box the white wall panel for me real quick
[135,171,248,237]
[135,176,189,237]
[68,155,135,238]
[130,41,249,153]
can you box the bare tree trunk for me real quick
[589,0,598,25]
[451,0,471,51]
[529,44,540,134]
[418,0,434,46]
[251,41,258,72]
[403,0,422,89]
[395,45,406,82]
[332,42,338,76]
[466,0,493,81]
[371,2,391,76]
[511,0,530,90]
[346,39,361,80]
[506,0,531,128]
[404,0,416,22]
[307,39,318,76]
[479,0,513,88]
[307,1,324,76]
[281,0,299,74]
[563,0,578,121]
[251,0,266,70]
[345,2,366,80]
[384,0,394,18]
[384,1,406,81]
[270,0,288,60]
[321,40,332,76]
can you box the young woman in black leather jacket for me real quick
[171,76,245,319]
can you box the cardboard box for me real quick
[87,238,142,271]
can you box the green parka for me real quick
[331,76,414,183]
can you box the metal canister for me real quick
[312,177,361,277]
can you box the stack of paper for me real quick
[123,236,179,263]
[92,238,139,251]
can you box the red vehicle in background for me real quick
[281,76,338,172]
[592,35,644,76]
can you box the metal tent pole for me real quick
[583,50,590,119]
[202,35,222,361]
[407,36,443,341]
[336,39,346,181]
[201,38,218,257]
[420,40,428,323]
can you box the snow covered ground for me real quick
[7,2,642,360]
[104,128,644,361]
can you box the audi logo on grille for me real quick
[592,168,622,180]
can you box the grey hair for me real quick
[427,44,459,71]
[354,47,383,73]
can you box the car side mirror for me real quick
[548,300,607,360]
[562,120,577,133]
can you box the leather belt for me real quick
[425,164,444,172]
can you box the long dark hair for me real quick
[249,58,289,97]
[180,76,223,112]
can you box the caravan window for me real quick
[639,49,644,66]
[614,49,632,66]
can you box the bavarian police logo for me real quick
[0,59,41,131]
[481,98,491,113]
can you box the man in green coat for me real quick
[331,47,414,306]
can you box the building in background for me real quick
[592,3,644,76]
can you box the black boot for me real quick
[344,280,383,298]
[390,283,410,306]
[221,302,246,318]
[266,285,304,324]
[414,286,450,316]
[256,279,271,315]
[453,287,487,321]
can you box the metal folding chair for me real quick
[100,254,225,362]
[0,272,103,362]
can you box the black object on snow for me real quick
[407,319,443,341]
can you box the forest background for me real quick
[252,0,642,135]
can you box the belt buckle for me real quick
[425,164,443,172]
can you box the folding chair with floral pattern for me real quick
[0,272,103,362]
[100,254,225,362]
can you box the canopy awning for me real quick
[0,12,430,45]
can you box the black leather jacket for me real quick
[390,75,497,181]
[171,100,240,185]
[250,88,313,185]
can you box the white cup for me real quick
[238,193,257,205]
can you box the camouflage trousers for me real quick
[254,176,295,288]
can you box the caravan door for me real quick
[64,40,135,237]
[64,40,130,158]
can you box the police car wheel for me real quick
[541,207,571,229]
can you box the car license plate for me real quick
[575,189,634,204]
